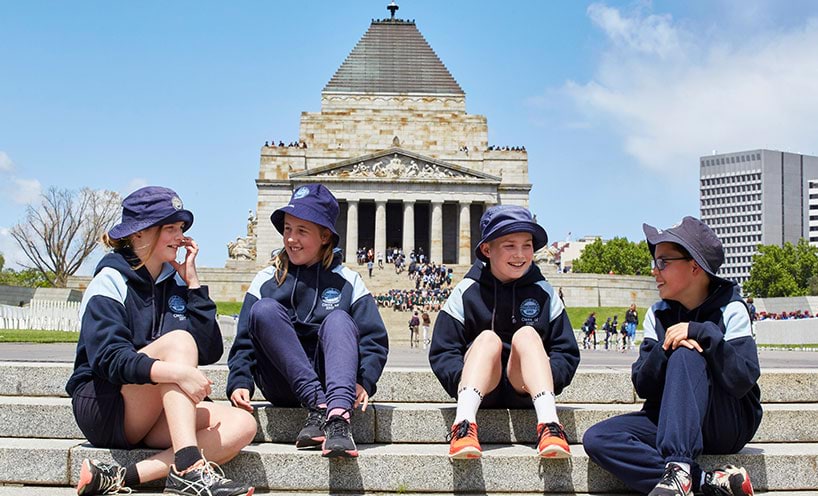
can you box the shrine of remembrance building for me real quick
[253,10,532,267]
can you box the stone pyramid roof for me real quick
[324,19,464,95]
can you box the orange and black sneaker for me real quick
[536,422,571,458]
[447,419,481,459]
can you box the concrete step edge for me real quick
[1,362,816,404]
[2,437,817,491]
[1,397,812,445]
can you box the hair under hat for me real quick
[474,205,548,262]
[270,184,340,247]
[108,186,194,240]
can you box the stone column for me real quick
[458,201,471,264]
[345,200,359,264]
[375,200,387,262]
[402,200,415,253]
[431,201,443,264]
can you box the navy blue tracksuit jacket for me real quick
[429,261,580,399]
[66,249,222,396]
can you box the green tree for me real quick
[572,237,652,275]
[744,239,818,297]
[0,267,52,288]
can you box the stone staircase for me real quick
[354,263,470,345]
[0,361,817,494]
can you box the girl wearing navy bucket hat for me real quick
[67,186,256,496]
[227,183,389,458]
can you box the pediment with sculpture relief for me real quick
[290,147,500,182]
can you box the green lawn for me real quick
[565,307,645,330]
[217,301,243,317]
[0,329,80,343]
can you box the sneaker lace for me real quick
[324,410,353,438]
[195,453,233,487]
[446,419,474,442]
[658,464,689,493]
[536,422,565,444]
[96,462,132,495]
[304,406,325,428]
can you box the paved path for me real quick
[0,342,815,368]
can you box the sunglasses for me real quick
[651,257,692,271]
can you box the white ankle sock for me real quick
[454,386,483,423]
[532,390,559,424]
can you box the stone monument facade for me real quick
[251,5,532,267]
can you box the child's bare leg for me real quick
[120,330,257,483]
[456,330,502,422]
[507,326,559,424]
[507,326,569,458]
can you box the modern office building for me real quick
[700,149,818,285]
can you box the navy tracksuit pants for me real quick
[247,298,359,413]
[583,348,760,494]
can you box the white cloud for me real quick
[123,178,149,196]
[0,152,12,172]
[0,227,28,270]
[562,4,818,176]
[587,3,683,58]
[10,178,42,205]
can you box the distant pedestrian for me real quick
[625,304,638,351]
[421,311,432,349]
[408,312,420,348]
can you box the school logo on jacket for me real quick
[519,298,541,323]
[321,287,342,310]
[168,295,187,315]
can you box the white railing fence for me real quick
[0,300,80,332]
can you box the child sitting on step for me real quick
[227,183,389,458]
[583,216,760,496]
[67,186,256,496]
[429,205,580,459]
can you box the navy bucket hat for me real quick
[475,205,548,262]
[643,216,725,278]
[271,184,340,247]
[108,186,194,240]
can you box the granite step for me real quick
[0,396,814,446]
[0,491,814,496]
[1,438,815,493]
[2,362,816,404]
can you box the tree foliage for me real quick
[571,237,652,275]
[0,267,52,288]
[9,187,121,287]
[744,239,818,297]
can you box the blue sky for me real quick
[2,1,818,271]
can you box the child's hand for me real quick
[176,365,212,403]
[170,237,201,289]
[663,322,690,351]
[230,388,254,412]
[354,383,369,412]
[677,338,703,353]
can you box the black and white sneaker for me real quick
[648,463,693,496]
[76,459,130,495]
[321,413,358,458]
[164,457,254,496]
[295,405,327,449]
[702,464,754,495]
